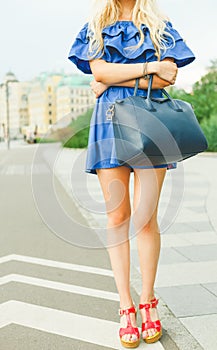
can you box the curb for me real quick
[48,146,205,350]
[131,265,203,350]
[53,173,203,350]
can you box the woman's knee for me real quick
[107,210,131,228]
[133,213,159,233]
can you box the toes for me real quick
[131,334,138,341]
[122,334,131,342]
[149,329,154,337]
[122,333,138,342]
[143,328,157,338]
[149,328,154,336]
[142,330,148,338]
[122,334,129,342]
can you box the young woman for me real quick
[68,0,195,347]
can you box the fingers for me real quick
[157,61,178,85]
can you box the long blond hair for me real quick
[88,0,175,60]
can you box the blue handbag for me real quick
[106,74,208,167]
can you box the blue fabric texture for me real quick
[68,20,196,175]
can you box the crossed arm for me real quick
[89,58,178,97]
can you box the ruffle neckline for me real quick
[85,20,183,60]
[68,20,195,74]
[101,21,147,41]
[86,21,154,60]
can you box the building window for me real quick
[49,111,52,115]
[48,103,52,107]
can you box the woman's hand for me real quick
[90,79,109,98]
[154,60,178,85]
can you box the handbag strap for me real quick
[133,78,140,96]
[134,74,154,97]
[134,74,183,112]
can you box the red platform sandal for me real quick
[119,303,140,348]
[139,297,162,344]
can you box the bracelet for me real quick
[142,62,150,80]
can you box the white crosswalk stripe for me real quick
[0,274,119,301]
[0,301,164,350]
[0,164,50,175]
[0,254,165,349]
[0,254,114,277]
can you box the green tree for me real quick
[170,59,217,123]
[169,59,217,151]
[190,59,217,123]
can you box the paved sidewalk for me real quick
[1,142,216,349]
[0,144,165,350]
[53,144,217,350]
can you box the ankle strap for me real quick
[118,305,137,316]
[139,297,159,310]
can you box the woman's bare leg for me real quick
[133,167,167,338]
[96,166,137,342]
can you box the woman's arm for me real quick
[112,75,171,89]
[90,76,170,98]
[89,58,177,85]
[90,58,177,97]
[113,58,176,89]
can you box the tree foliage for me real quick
[63,60,217,151]
[169,59,217,151]
[191,59,217,122]
[63,108,93,148]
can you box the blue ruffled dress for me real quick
[68,20,195,175]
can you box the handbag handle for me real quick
[134,74,183,112]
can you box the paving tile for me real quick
[131,246,189,267]
[179,314,217,350]
[159,248,189,264]
[165,221,213,234]
[161,234,190,248]
[183,193,207,201]
[188,206,207,214]
[180,231,217,245]
[188,221,214,232]
[161,232,217,247]
[155,284,217,317]
[156,261,217,287]
[164,222,196,234]
[184,200,206,207]
[175,244,217,262]
[202,283,217,297]
[174,207,208,223]
[130,249,139,268]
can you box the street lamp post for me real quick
[0,79,15,150]
[5,80,10,150]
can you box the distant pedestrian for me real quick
[68,0,195,347]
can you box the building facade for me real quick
[0,71,95,139]
[0,72,21,139]
[56,75,95,122]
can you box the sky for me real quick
[0,0,216,90]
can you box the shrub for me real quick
[201,116,217,151]
[62,108,93,149]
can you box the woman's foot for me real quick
[119,302,140,348]
[139,297,162,343]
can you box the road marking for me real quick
[0,301,165,350]
[0,254,113,277]
[0,274,119,301]
[0,164,51,175]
